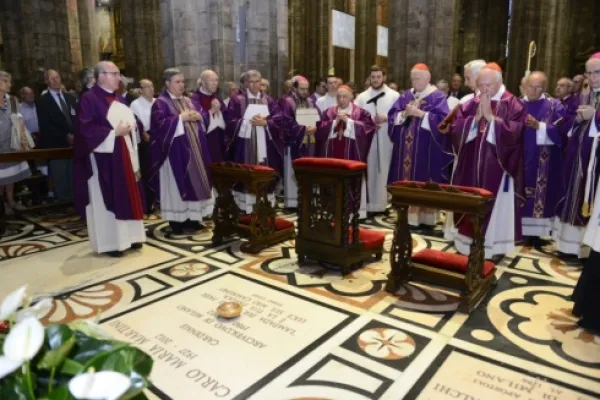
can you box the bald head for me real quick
[94,61,120,92]
[524,71,547,101]
[200,70,219,94]
[139,79,154,100]
[478,68,503,97]
[284,79,293,94]
[20,87,35,104]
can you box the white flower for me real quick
[0,317,45,379]
[70,319,112,340]
[15,297,53,323]
[0,285,28,321]
[69,370,131,400]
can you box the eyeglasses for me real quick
[101,71,121,77]
[585,69,600,77]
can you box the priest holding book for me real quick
[74,61,146,257]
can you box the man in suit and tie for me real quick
[36,69,77,202]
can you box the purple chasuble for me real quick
[520,97,567,219]
[226,92,284,173]
[148,91,213,204]
[73,85,146,220]
[315,104,376,162]
[280,93,320,159]
[387,89,452,184]
[451,90,527,239]
[557,91,600,226]
[191,90,228,163]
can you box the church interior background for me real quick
[0,0,599,399]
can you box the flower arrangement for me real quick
[0,285,154,400]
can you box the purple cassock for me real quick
[387,88,451,184]
[73,85,145,220]
[520,96,568,233]
[148,91,213,205]
[280,93,320,160]
[556,91,600,228]
[226,91,284,173]
[315,104,376,162]
[451,89,527,242]
[190,90,228,163]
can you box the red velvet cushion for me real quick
[411,249,495,277]
[239,215,294,231]
[293,157,367,171]
[348,227,385,251]
[392,181,493,198]
[211,162,274,173]
[249,165,275,172]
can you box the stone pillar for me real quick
[78,0,98,68]
[120,0,164,87]
[0,0,76,90]
[506,0,573,94]
[354,0,377,85]
[160,0,288,94]
[388,0,461,90]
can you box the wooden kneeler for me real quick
[210,162,295,253]
[293,157,385,274]
[386,181,496,313]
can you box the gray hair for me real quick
[0,71,11,80]
[239,72,247,85]
[163,68,182,84]
[465,59,486,79]
[246,70,262,81]
[261,78,270,88]
[81,68,93,85]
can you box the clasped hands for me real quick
[115,120,133,137]
[210,99,221,115]
[181,110,203,123]
[374,113,388,124]
[475,94,495,122]
[250,114,268,127]
[405,104,425,118]
[526,114,540,130]
[576,105,595,122]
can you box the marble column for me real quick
[354,0,378,85]
[120,0,164,87]
[0,0,75,90]
[160,0,288,95]
[388,0,461,90]
[506,0,573,94]
[77,0,98,69]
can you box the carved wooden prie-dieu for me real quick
[210,162,294,253]
[386,181,496,313]
[293,157,385,274]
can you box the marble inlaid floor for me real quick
[2,207,599,400]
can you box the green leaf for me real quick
[58,358,84,376]
[46,386,75,400]
[70,331,121,366]
[38,325,76,369]
[0,372,35,400]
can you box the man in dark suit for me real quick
[36,69,77,202]
[448,73,469,99]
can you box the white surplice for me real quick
[316,93,337,113]
[354,84,400,213]
[86,130,146,254]
[159,92,214,222]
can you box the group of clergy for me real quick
[73,54,600,334]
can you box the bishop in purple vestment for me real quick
[315,85,376,218]
[225,70,283,213]
[387,63,451,226]
[554,55,600,256]
[73,61,146,257]
[191,70,228,163]
[149,68,213,235]
[280,76,320,208]
[449,63,527,258]
[520,72,568,241]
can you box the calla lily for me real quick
[15,297,53,323]
[0,316,45,379]
[70,319,112,340]
[68,370,132,400]
[0,285,28,320]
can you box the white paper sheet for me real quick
[243,104,270,120]
[295,108,320,126]
[106,101,137,129]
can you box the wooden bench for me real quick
[293,157,385,275]
[210,162,295,253]
[386,181,496,313]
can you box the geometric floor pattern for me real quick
[1,207,599,399]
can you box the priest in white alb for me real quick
[74,61,146,257]
[354,65,399,214]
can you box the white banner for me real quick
[377,26,388,57]
[332,10,355,50]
